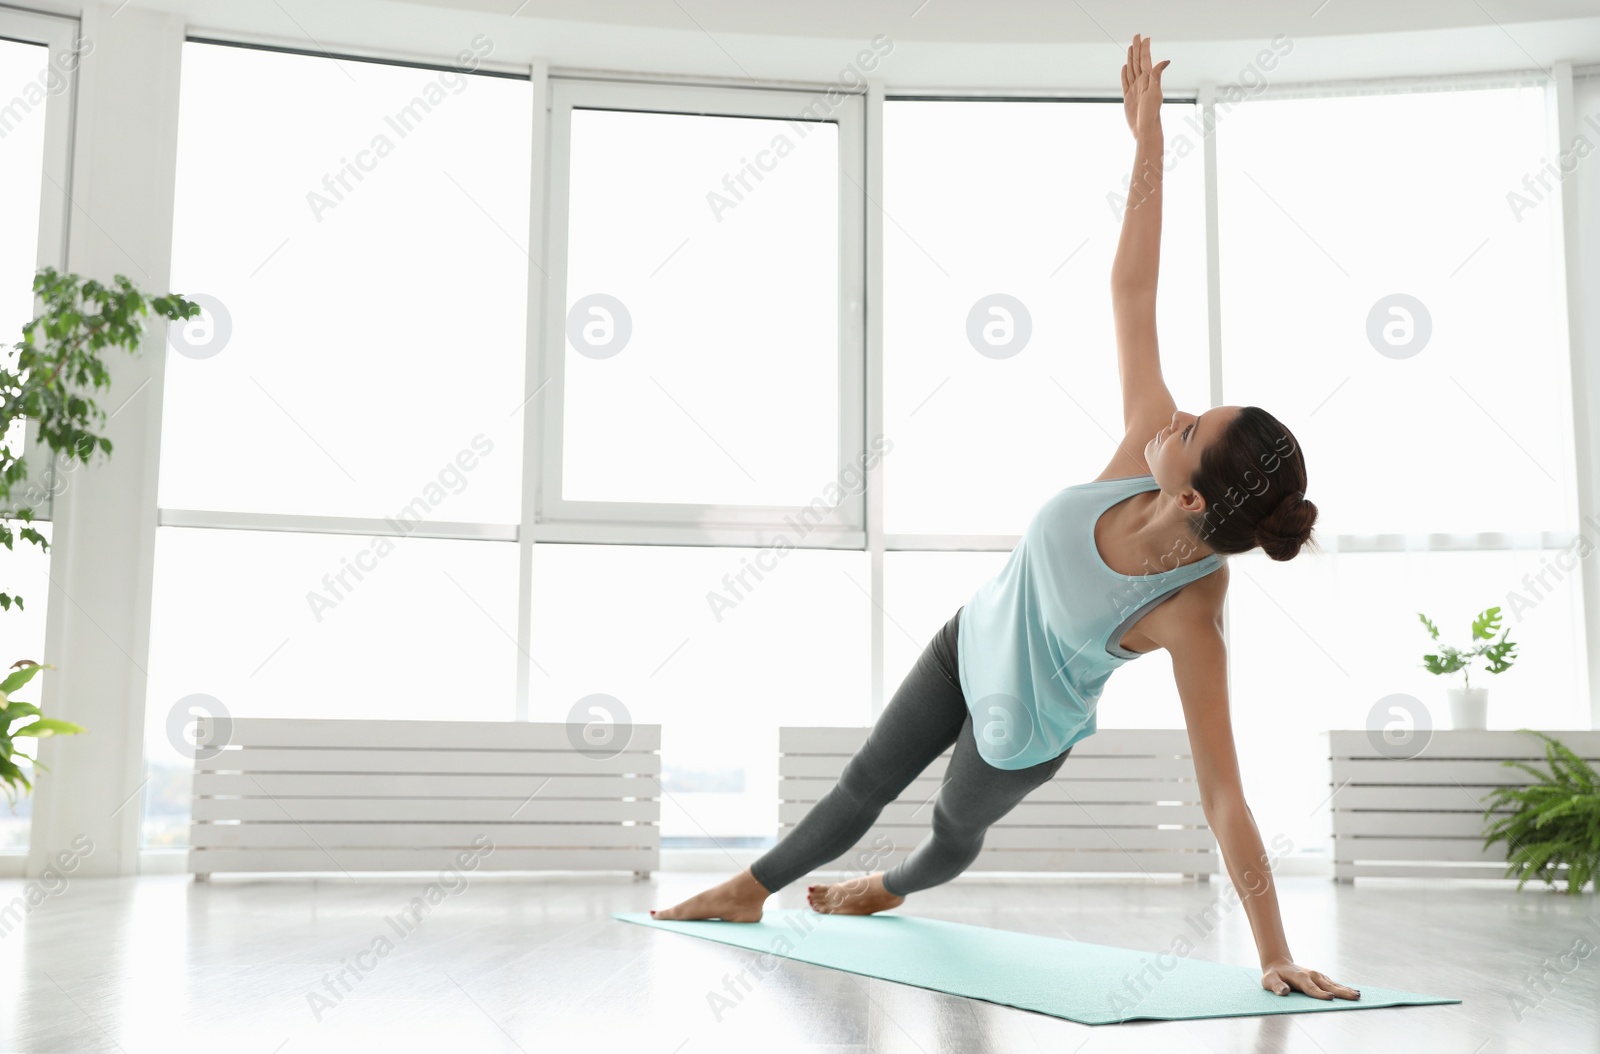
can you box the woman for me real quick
[654,35,1358,1004]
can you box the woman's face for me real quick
[1144,405,1242,505]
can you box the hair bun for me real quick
[1255,491,1318,561]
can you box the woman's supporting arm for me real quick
[1111,35,1176,440]
[1157,586,1361,1001]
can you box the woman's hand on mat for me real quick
[1260,959,1361,1000]
[1120,34,1170,140]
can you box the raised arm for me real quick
[1110,36,1178,445]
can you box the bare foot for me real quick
[652,868,770,923]
[807,872,905,916]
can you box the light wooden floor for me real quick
[1,870,1596,1053]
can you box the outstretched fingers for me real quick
[1313,971,1361,1000]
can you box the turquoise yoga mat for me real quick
[614,910,1460,1025]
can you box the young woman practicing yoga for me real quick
[654,35,1359,1004]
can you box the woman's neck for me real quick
[1123,489,1217,572]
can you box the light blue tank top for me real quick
[956,474,1222,770]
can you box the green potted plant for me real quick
[1,267,200,801]
[1416,606,1517,730]
[1481,729,1599,894]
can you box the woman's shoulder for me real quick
[1158,559,1228,626]
[1144,559,1230,645]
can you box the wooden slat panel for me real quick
[189,823,657,849]
[186,847,659,872]
[780,776,1205,804]
[780,800,1208,827]
[780,727,1196,757]
[192,798,659,823]
[1330,759,1554,785]
[804,847,1218,875]
[781,754,1198,781]
[1333,811,1504,837]
[197,717,661,752]
[1328,729,1600,759]
[1325,730,1598,884]
[775,825,1216,852]
[193,772,653,798]
[196,747,660,775]
[189,719,661,876]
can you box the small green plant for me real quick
[1417,606,1518,689]
[1482,729,1600,894]
[0,660,82,803]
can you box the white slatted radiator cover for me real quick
[188,718,660,877]
[1328,729,1600,884]
[778,727,1218,879]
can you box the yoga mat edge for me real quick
[615,909,1461,1026]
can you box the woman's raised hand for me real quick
[1121,34,1171,140]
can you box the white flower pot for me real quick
[1447,687,1488,730]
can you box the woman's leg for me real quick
[747,608,970,895]
[880,720,1073,897]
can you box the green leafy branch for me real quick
[1,266,200,614]
[1417,606,1518,690]
[0,660,83,805]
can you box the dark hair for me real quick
[1186,405,1318,562]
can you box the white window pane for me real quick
[1226,548,1587,857]
[530,543,869,845]
[159,43,531,521]
[0,38,49,474]
[561,108,840,505]
[882,550,1009,704]
[140,528,520,847]
[1217,86,1574,534]
[884,101,1209,535]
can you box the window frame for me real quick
[535,77,867,547]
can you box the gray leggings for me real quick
[749,606,1073,897]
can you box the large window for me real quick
[158,43,531,522]
[883,99,1209,539]
[1215,81,1584,854]
[533,79,870,844]
[1216,83,1573,535]
[143,41,534,846]
[542,80,863,537]
[560,107,840,508]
